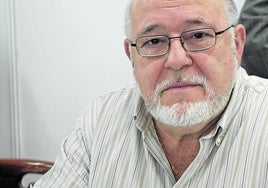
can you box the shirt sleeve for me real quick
[33,108,92,188]
[238,0,268,78]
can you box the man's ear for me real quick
[234,24,246,65]
[124,39,134,67]
[124,39,132,60]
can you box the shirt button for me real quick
[216,137,223,146]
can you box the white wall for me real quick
[0,0,20,157]
[0,0,13,157]
[1,0,133,161]
[1,0,245,161]
[16,0,133,161]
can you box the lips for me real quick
[161,81,201,93]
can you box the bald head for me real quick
[124,0,238,38]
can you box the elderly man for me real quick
[34,0,268,187]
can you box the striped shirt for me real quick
[34,68,268,188]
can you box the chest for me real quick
[88,117,268,188]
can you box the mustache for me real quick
[155,76,209,96]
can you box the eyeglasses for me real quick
[130,25,234,57]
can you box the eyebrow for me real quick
[181,19,209,29]
[138,24,160,37]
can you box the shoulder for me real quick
[86,85,140,115]
[229,68,268,127]
[236,68,268,94]
[223,68,268,128]
[221,68,268,145]
[98,85,140,103]
[77,85,141,134]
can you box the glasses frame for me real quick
[130,25,234,57]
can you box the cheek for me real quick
[133,58,164,97]
[194,52,236,95]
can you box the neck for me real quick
[154,116,221,180]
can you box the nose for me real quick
[164,39,192,70]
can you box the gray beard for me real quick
[143,75,236,127]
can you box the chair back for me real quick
[0,158,53,188]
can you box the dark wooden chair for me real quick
[0,158,53,188]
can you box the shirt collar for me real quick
[134,95,155,135]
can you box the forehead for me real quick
[132,0,224,8]
[131,0,227,37]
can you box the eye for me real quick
[138,36,169,49]
[143,38,161,47]
[190,31,212,40]
[182,29,214,41]
[192,32,207,39]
